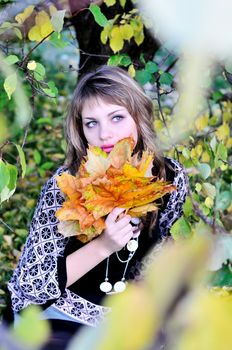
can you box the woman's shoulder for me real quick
[163,157,188,185]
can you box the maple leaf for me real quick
[108,137,134,168]
[84,146,110,177]
[56,173,81,198]
[55,137,176,242]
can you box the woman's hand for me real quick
[97,207,140,256]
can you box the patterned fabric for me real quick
[53,289,110,326]
[8,158,188,326]
[159,158,189,236]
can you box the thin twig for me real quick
[191,199,228,235]
[20,31,54,67]
[0,218,14,233]
[156,80,180,160]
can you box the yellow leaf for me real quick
[35,11,50,27]
[119,24,134,40]
[205,196,214,208]
[128,203,157,217]
[100,27,109,44]
[134,29,144,45]
[110,26,124,52]
[104,0,116,6]
[99,285,156,350]
[154,119,164,131]
[57,220,80,237]
[108,137,134,168]
[195,113,209,131]
[27,60,37,71]
[215,122,230,141]
[15,5,34,24]
[226,137,232,148]
[49,4,57,16]
[201,151,210,163]
[177,290,232,350]
[28,25,43,41]
[128,64,136,78]
[36,12,53,37]
[85,146,110,177]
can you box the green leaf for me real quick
[197,163,211,180]
[119,0,126,7]
[6,163,18,191]
[202,183,216,199]
[135,69,152,85]
[13,27,23,39]
[49,32,68,48]
[210,136,217,152]
[41,162,54,170]
[216,191,231,211]
[145,61,158,74]
[51,9,66,33]
[212,90,223,102]
[15,144,26,178]
[215,143,227,168]
[33,149,41,165]
[159,72,173,85]
[3,72,17,99]
[89,4,108,27]
[0,160,9,192]
[183,197,193,217]
[0,163,18,203]
[36,117,53,125]
[208,234,232,271]
[108,54,131,67]
[34,63,46,81]
[207,264,232,288]
[170,217,192,240]
[47,81,58,95]
[4,55,19,65]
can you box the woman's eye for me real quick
[112,115,124,122]
[85,121,97,128]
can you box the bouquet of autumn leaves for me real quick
[55,138,175,243]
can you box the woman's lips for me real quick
[101,145,114,153]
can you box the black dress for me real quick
[7,157,188,348]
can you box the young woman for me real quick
[8,65,188,348]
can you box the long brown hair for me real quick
[64,65,166,234]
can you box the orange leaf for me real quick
[56,173,81,198]
[108,137,134,168]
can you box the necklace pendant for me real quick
[113,281,126,293]
[100,281,112,293]
[127,239,138,252]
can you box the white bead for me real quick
[113,281,126,293]
[100,281,112,293]
[130,217,141,225]
[127,239,138,252]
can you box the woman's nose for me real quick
[99,125,113,140]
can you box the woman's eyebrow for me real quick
[82,117,96,120]
[108,108,126,116]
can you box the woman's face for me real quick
[81,97,138,153]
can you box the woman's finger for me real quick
[106,207,126,225]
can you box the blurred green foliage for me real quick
[0,2,231,349]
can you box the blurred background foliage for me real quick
[0,0,231,349]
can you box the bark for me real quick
[68,0,159,76]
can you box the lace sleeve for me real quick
[159,158,189,237]
[8,167,69,312]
